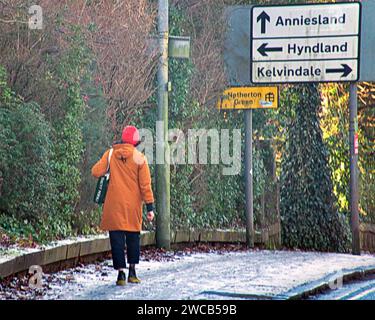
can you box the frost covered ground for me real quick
[2,247,374,300]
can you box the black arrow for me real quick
[257,43,283,57]
[326,64,352,78]
[257,11,270,34]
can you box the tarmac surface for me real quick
[35,250,375,300]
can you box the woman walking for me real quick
[92,125,154,286]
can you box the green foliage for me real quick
[48,26,92,237]
[70,208,102,236]
[280,84,350,252]
[320,84,350,214]
[0,215,40,243]
[321,83,375,223]
[0,102,54,220]
[0,23,95,242]
[0,66,58,242]
[356,89,375,223]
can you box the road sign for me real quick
[251,2,361,84]
[218,87,278,110]
[354,133,359,155]
[252,4,360,38]
[253,60,358,84]
[169,36,191,59]
[252,37,359,61]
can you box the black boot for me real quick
[116,270,126,286]
[128,266,141,284]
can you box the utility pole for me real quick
[349,82,360,255]
[244,109,254,247]
[156,0,171,250]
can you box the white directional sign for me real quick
[251,2,361,84]
[252,36,359,62]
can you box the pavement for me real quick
[39,250,375,300]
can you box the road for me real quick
[311,276,375,300]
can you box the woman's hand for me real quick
[147,211,154,222]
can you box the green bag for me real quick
[93,148,113,204]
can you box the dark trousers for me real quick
[109,231,140,270]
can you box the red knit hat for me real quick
[121,126,140,146]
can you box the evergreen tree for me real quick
[280,84,350,252]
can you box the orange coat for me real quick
[91,143,154,232]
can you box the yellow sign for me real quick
[217,86,278,110]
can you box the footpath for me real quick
[1,231,374,300]
[32,250,375,300]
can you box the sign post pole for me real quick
[349,82,360,255]
[218,86,278,248]
[244,109,254,247]
[156,0,171,250]
[155,1,190,250]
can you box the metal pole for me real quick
[156,0,171,250]
[244,109,254,247]
[349,82,360,255]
